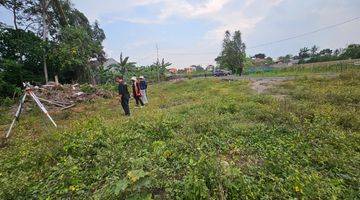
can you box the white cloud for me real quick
[74,0,283,37]
[203,0,284,42]
[71,0,292,67]
[157,0,232,19]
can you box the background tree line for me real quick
[296,44,360,64]
[215,29,360,74]
[276,44,360,64]
[97,54,171,85]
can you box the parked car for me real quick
[213,69,231,77]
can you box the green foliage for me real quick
[0,28,45,97]
[0,66,359,199]
[51,26,102,83]
[97,65,114,84]
[0,1,107,99]
[297,44,360,64]
[340,44,360,59]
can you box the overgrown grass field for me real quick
[0,67,359,199]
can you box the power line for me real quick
[154,16,360,55]
[247,16,360,49]
[160,51,218,56]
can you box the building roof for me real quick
[103,58,119,68]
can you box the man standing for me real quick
[131,76,144,107]
[139,76,148,104]
[116,76,130,116]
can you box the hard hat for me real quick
[139,76,144,79]
[131,76,137,81]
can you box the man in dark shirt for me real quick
[115,76,130,116]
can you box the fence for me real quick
[244,59,360,75]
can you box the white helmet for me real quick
[131,76,137,81]
[139,76,144,79]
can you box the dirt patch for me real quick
[250,77,291,94]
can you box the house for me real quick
[188,65,204,71]
[103,58,119,71]
[288,59,300,66]
[167,68,177,74]
[253,58,266,63]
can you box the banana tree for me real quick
[153,58,171,82]
[111,52,136,74]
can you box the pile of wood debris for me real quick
[31,82,114,110]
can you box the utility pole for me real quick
[156,44,160,83]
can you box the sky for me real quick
[1,0,360,68]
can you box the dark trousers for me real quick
[134,95,144,106]
[121,97,130,115]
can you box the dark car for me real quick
[213,69,231,77]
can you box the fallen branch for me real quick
[60,104,76,110]
[38,97,66,107]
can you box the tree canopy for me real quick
[216,30,246,75]
[0,0,106,98]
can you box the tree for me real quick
[0,0,27,30]
[17,0,106,83]
[333,48,342,56]
[285,54,293,62]
[0,0,107,98]
[253,53,266,59]
[154,58,171,81]
[216,30,246,75]
[109,53,136,75]
[0,27,46,97]
[195,65,204,71]
[50,26,102,82]
[90,20,106,63]
[340,44,360,59]
[265,57,274,65]
[311,45,319,56]
[299,47,310,59]
[319,48,332,56]
[17,0,59,83]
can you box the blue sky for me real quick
[1,0,360,68]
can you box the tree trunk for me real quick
[157,65,160,82]
[12,3,17,30]
[41,0,49,83]
[239,64,243,76]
